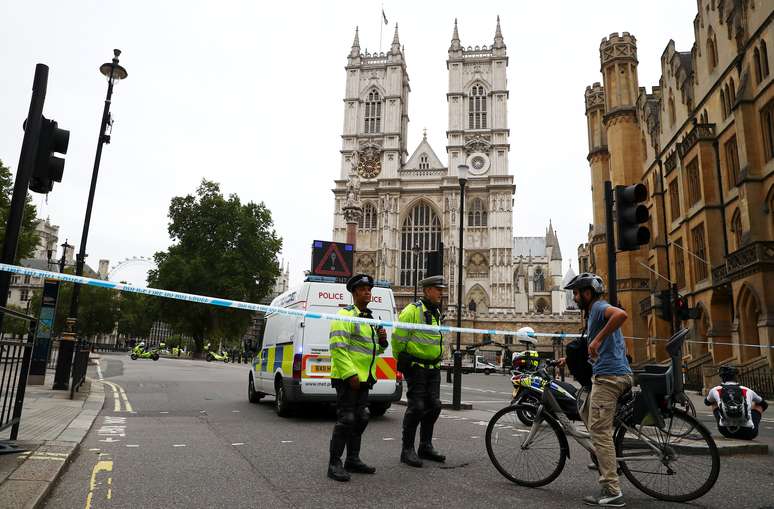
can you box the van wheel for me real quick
[484,369,492,375]
[369,402,391,418]
[275,380,292,417]
[248,374,263,403]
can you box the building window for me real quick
[725,136,740,188]
[418,154,429,170]
[468,85,487,130]
[364,89,382,134]
[400,202,441,287]
[762,40,770,79]
[23,275,30,284]
[669,178,681,223]
[533,267,545,292]
[762,100,774,161]
[729,78,736,105]
[668,90,676,126]
[707,29,718,72]
[685,158,702,207]
[720,89,727,119]
[691,223,708,283]
[467,198,487,227]
[358,202,377,231]
[731,209,743,250]
[20,289,29,301]
[754,47,763,84]
[674,238,686,288]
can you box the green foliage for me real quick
[116,292,157,339]
[0,159,40,262]
[28,277,120,338]
[148,180,282,353]
[1,304,33,336]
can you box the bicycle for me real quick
[485,329,720,503]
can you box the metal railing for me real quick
[0,307,36,442]
[46,338,60,370]
[683,353,712,392]
[737,363,774,399]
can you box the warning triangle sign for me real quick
[314,242,352,277]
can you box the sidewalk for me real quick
[0,368,105,509]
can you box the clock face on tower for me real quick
[467,152,490,175]
[356,149,382,179]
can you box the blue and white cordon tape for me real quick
[1,263,768,349]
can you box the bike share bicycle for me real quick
[485,329,720,503]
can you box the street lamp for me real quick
[412,243,421,300]
[54,50,127,390]
[452,164,468,410]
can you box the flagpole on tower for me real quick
[380,4,388,53]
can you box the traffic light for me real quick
[674,295,700,321]
[654,289,672,321]
[29,116,69,194]
[614,183,650,251]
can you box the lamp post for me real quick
[452,164,468,410]
[412,243,421,300]
[54,50,127,390]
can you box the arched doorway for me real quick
[736,285,762,362]
[690,304,710,357]
[399,201,441,288]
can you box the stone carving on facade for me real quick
[463,134,492,155]
[342,172,363,223]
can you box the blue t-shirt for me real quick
[587,300,632,376]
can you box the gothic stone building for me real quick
[578,1,773,377]
[331,20,580,354]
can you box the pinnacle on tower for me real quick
[450,18,461,51]
[493,15,505,49]
[350,26,360,57]
[391,23,401,54]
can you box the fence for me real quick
[737,363,774,399]
[0,307,36,443]
[47,338,59,370]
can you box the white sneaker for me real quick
[583,488,625,507]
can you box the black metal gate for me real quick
[0,306,37,444]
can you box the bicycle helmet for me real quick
[563,272,605,294]
[719,365,737,382]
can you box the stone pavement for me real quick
[0,368,105,509]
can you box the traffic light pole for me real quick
[604,181,617,306]
[0,64,48,331]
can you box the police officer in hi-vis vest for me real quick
[392,275,447,467]
[327,274,388,482]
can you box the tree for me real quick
[148,180,282,354]
[28,277,120,338]
[116,292,157,339]
[0,159,40,262]
[1,304,33,336]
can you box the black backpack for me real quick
[719,383,748,423]
[565,334,593,388]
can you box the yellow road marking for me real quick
[117,386,133,413]
[84,460,113,509]
[102,381,121,412]
[107,477,112,500]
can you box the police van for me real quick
[248,275,403,417]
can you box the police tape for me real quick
[1,263,771,350]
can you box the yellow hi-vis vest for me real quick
[392,300,443,369]
[329,305,385,381]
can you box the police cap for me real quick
[419,275,448,289]
[346,273,374,293]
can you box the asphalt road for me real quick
[43,354,774,509]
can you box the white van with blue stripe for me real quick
[248,276,403,417]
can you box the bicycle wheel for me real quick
[615,409,720,502]
[668,393,697,438]
[485,404,568,487]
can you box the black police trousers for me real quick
[402,366,442,448]
[329,379,370,463]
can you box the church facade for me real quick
[331,20,580,352]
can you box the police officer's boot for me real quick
[400,427,423,468]
[344,435,376,474]
[328,436,350,481]
[418,422,445,462]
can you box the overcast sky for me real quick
[0,1,697,287]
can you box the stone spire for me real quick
[450,18,461,51]
[493,15,505,49]
[350,26,360,57]
[391,23,401,54]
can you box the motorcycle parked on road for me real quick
[130,344,160,361]
[204,343,230,363]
